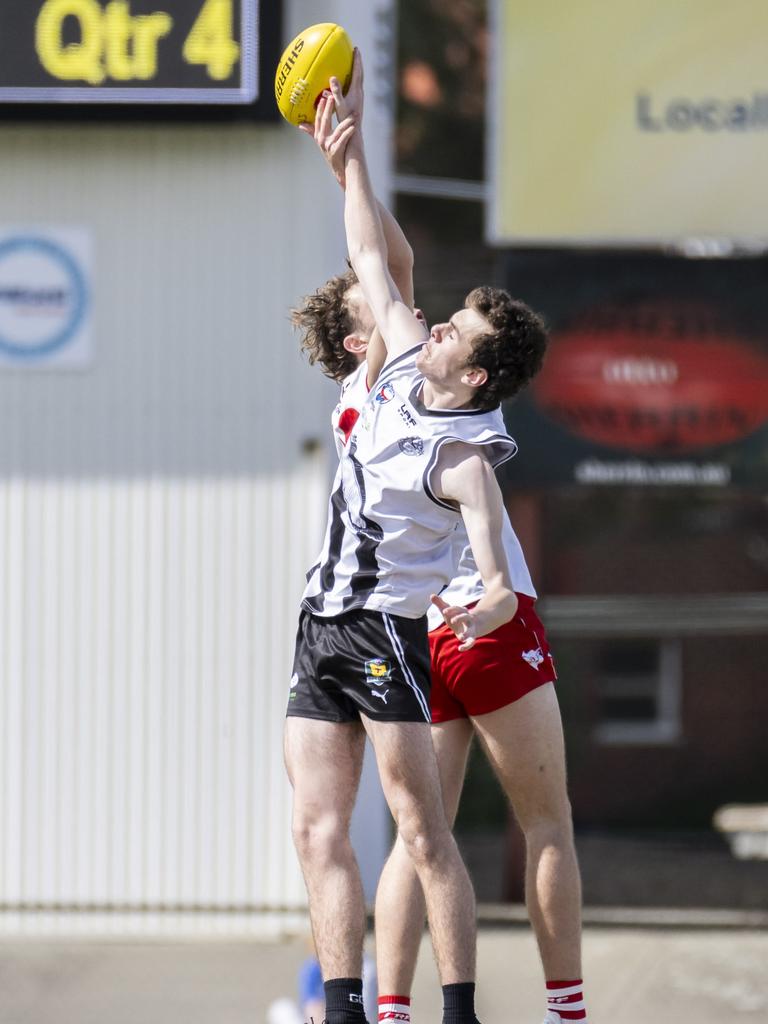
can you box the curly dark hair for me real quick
[464,286,549,411]
[291,268,361,382]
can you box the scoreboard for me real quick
[0,0,281,117]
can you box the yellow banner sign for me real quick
[488,0,768,245]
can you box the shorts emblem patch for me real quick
[522,648,544,670]
[365,658,392,684]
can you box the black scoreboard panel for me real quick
[0,0,281,118]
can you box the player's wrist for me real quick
[468,591,516,638]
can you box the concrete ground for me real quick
[2,925,768,1024]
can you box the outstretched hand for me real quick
[430,594,477,651]
[298,92,357,188]
[330,47,364,123]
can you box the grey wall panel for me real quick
[0,0,396,935]
[0,122,341,476]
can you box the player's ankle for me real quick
[378,994,411,1024]
[545,979,587,1021]
[324,978,368,1024]
[441,982,479,1024]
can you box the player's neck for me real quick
[421,379,476,411]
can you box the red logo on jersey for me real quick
[337,407,360,443]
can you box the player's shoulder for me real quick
[433,442,502,510]
[435,439,495,479]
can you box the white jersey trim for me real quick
[423,432,520,512]
[374,343,428,388]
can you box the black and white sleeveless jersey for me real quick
[302,345,518,619]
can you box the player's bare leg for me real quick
[374,718,474,996]
[284,717,367,980]
[471,683,583,982]
[363,717,477,987]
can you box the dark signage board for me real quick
[0,0,281,119]
[500,252,768,490]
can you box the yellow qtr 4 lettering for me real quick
[36,0,108,85]
[35,0,177,85]
[182,0,240,81]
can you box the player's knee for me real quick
[519,798,575,847]
[292,807,350,865]
[397,810,448,869]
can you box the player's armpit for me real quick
[365,328,386,388]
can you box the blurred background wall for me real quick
[0,0,394,936]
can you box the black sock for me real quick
[442,982,479,1024]
[324,977,368,1024]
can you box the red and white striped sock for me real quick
[378,995,411,1024]
[546,979,587,1021]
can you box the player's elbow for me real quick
[496,587,518,624]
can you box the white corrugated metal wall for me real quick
[0,0,395,936]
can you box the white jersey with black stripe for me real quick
[302,345,518,619]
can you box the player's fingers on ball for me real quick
[320,95,334,135]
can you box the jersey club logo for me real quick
[375,381,395,404]
[398,436,424,456]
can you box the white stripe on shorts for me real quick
[382,613,431,722]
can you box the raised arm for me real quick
[431,444,518,650]
[300,88,416,382]
[333,54,427,360]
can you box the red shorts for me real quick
[428,594,557,723]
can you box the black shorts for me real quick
[286,607,432,723]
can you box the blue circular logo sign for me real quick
[0,237,88,360]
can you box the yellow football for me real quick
[275,23,354,126]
